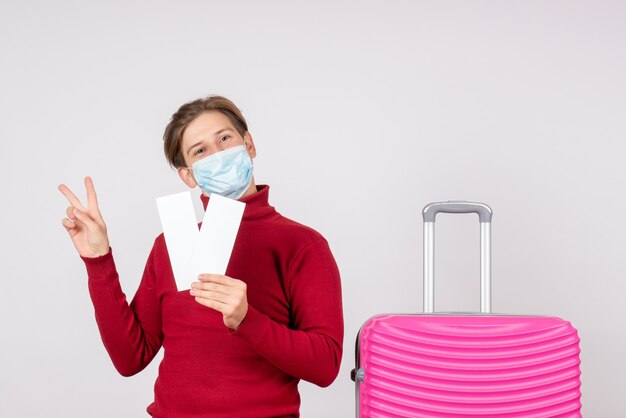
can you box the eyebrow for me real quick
[186,128,234,156]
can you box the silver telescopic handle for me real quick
[422,202,493,314]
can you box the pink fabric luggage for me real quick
[352,202,582,417]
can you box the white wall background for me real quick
[1,1,625,416]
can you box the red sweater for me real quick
[80,185,344,417]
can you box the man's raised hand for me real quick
[58,176,110,258]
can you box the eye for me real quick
[194,147,206,156]
[219,135,231,143]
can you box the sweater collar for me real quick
[200,184,277,221]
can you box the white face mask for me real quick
[190,145,253,199]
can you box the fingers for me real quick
[60,177,105,225]
[190,279,247,310]
[61,217,76,231]
[71,206,97,230]
[191,277,248,329]
[190,288,230,303]
[61,217,80,239]
[191,291,243,321]
[58,184,85,210]
[191,281,230,294]
[193,297,226,312]
[198,274,237,286]
[84,176,100,211]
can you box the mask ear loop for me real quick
[242,141,255,167]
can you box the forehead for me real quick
[181,111,237,148]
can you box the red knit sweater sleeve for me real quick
[80,242,163,377]
[232,237,344,387]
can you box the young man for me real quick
[58,96,344,417]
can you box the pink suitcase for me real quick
[352,202,582,417]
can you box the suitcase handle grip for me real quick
[422,201,493,314]
[423,201,493,223]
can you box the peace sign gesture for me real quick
[58,176,110,258]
